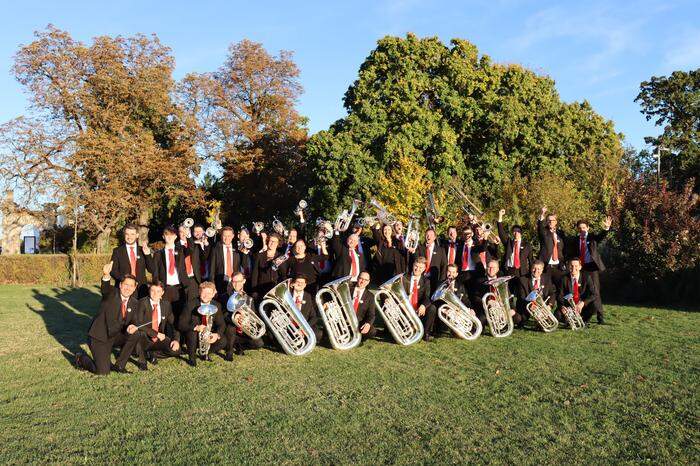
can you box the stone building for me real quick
[0,191,44,254]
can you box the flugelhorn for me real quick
[481,276,515,337]
[226,293,266,339]
[334,199,361,232]
[252,221,264,235]
[272,216,286,236]
[561,293,585,330]
[525,290,559,333]
[259,280,316,356]
[373,274,424,346]
[431,281,483,340]
[315,276,362,350]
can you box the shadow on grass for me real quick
[28,286,101,356]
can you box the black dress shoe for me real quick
[187,357,197,367]
[204,355,213,362]
[148,354,158,365]
[137,362,148,371]
[224,352,234,362]
[597,318,606,325]
[113,366,130,374]
[423,335,434,342]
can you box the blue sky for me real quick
[1,0,698,151]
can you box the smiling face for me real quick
[486,260,499,278]
[119,277,137,298]
[412,261,426,277]
[293,240,306,256]
[347,234,359,249]
[357,272,370,288]
[287,229,298,244]
[447,227,457,241]
[531,263,544,279]
[149,283,164,301]
[291,277,306,293]
[124,227,138,245]
[193,226,204,240]
[446,265,458,281]
[425,230,436,244]
[221,229,234,246]
[199,286,216,304]
[231,273,246,293]
[546,214,558,231]
[569,259,582,276]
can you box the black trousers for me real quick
[582,263,604,321]
[555,300,600,324]
[114,332,145,370]
[164,284,186,323]
[81,332,143,375]
[184,330,228,359]
[419,304,438,340]
[224,327,264,352]
[360,323,378,340]
[545,264,566,292]
[143,336,181,359]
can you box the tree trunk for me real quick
[96,227,112,254]
[137,208,151,245]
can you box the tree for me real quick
[306,34,625,232]
[180,39,308,225]
[0,25,203,251]
[635,69,700,191]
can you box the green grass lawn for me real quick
[0,285,698,465]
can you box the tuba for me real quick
[431,281,483,340]
[481,276,515,338]
[334,199,361,232]
[196,304,218,357]
[227,293,266,339]
[373,274,424,346]
[525,290,559,333]
[315,276,362,350]
[561,293,585,330]
[259,280,316,356]
[405,215,420,250]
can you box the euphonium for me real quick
[196,304,218,357]
[481,276,515,338]
[314,276,361,350]
[373,274,424,346]
[525,290,559,333]
[561,293,585,330]
[431,281,483,340]
[226,293,266,339]
[405,216,420,250]
[334,199,361,232]
[258,280,316,356]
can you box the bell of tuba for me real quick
[195,304,218,357]
[561,293,585,330]
[258,280,316,356]
[226,293,266,340]
[431,281,483,340]
[525,290,559,333]
[314,276,362,350]
[481,276,515,337]
[373,274,424,346]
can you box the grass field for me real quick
[0,284,698,464]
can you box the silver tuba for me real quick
[405,215,420,250]
[373,274,424,346]
[258,280,316,356]
[561,293,585,330]
[315,276,362,350]
[431,281,483,340]
[334,199,361,232]
[481,276,515,337]
[226,293,266,339]
[196,303,218,357]
[525,290,559,333]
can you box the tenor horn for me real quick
[481,276,515,337]
[525,290,559,333]
[431,282,483,340]
[404,215,420,250]
[373,274,424,346]
[315,276,362,350]
[258,280,316,356]
[334,199,361,232]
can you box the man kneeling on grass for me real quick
[75,262,145,375]
[133,279,181,366]
[179,281,228,367]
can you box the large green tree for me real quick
[307,34,625,232]
[635,69,700,191]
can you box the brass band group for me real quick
[75,196,612,375]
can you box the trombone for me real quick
[448,183,493,234]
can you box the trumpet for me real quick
[481,276,515,337]
[294,200,308,217]
[431,281,483,340]
[272,216,286,236]
[561,293,585,330]
[252,222,264,235]
[195,303,218,357]
[226,293,266,339]
[315,276,362,350]
[525,290,559,333]
[405,215,420,250]
[258,280,316,356]
[334,199,361,232]
[373,274,424,346]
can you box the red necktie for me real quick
[181,241,194,276]
[120,300,127,319]
[573,278,580,304]
[462,245,470,271]
[513,240,520,269]
[534,279,540,290]
[295,295,302,309]
[410,279,419,310]
[552,233,559,261]
[151,304,159,342]
[479,251,486,267]
[579,235,586,264]
[129,246,137,276]
[425,245,432,274]
[225,246,233,278]
[349,249,358,277]
[168,249,176,276]
[319,246,326,270]
[448,243,456,265]
[202,315,208,327]
[353,291,360,313]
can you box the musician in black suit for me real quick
[457,225,482,292]
[537,206,568,288]
[412,228,447,293]
[177,224,202,300]
[279,239,328,295]
[432,263,476,335]
[251,233,283,301]
[209,226,241,302]
[75,262,144,374]
[134,280,181,364]
[192,224,212,280]
[153,226,192,323]
[557,258,601,324]
[349,271,377,340]
[350,223,377,272]
[237,227,255,293]
[179,281,228,366]
[289,275,323,342]
[331,231,365,283]
[517,260,556,328]
[497,209,532,278]
[567,217,612,324]
[403,257,436,342]
[442,226,461,268]
[109,223,154,298]
[372,223,407,284]
[392,220,409,275]
[223,272,264,361]
[474,259,521,327]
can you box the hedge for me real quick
[0,254,113,286]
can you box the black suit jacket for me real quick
[179,299,227,336]
[209,242,242,294]
[110,244,154,285]
[413,242,447,289]
[87,279,139,342]
[331,233,366,279]
[518,273,556,303]
[349,284,376,327]
[497,221,533,275]
[292,290,320,331]
[558,274,598,308]
[434,279,471,308]
[153,245,191,285]
[178,238,202,282]
[441,240,462,267]
[402,274,431,308]
[537,219,567,268]
[136,297,179,341]
[565,230,609,271]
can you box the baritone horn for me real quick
[481,276,515,337]
[258,280,316,356]
[195,304,218,357]
[525,290,559,333]
[373,274,424,346]
[561,293,585,330]
[226,293,266,339]
[431,282,483,340]
[315,276,361,350]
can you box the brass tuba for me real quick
[561,293,585,330]
[481,276,515,337]
[373,274,424,346]
[226,293,266,339]
[431,281,483,340]
[315,276,362,350]
[195,304,218,357]
[258,280,316,356]
[525,290,559,333]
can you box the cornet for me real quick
[373,274,424,346]
[258,280,316,356]
[294,200,308,217]
[252,222,264,235]
[561,293,585,330]
[334,199,361,232]
[272,216,286,236]
[226,293,266,339]
[481,276,515,337]
[525,290,559,333]
[315,276,361,350]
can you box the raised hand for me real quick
[102,261,113,277]
[602,216,612,230]
[498,209,505,222]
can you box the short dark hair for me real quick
[576,219,589,228]
[425,228,436,235]
[124,223,138,232]
[511,225,523,233]
[193,223,205,230]
[149,279,164,289]
[568,258,581,265]
[448,225,457,232]
[462,225,473,232]
[163,225,177,236]
[121,274,137,284]
[293,274,308,282]
[447,263,459,271]
[221,226,235,234]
